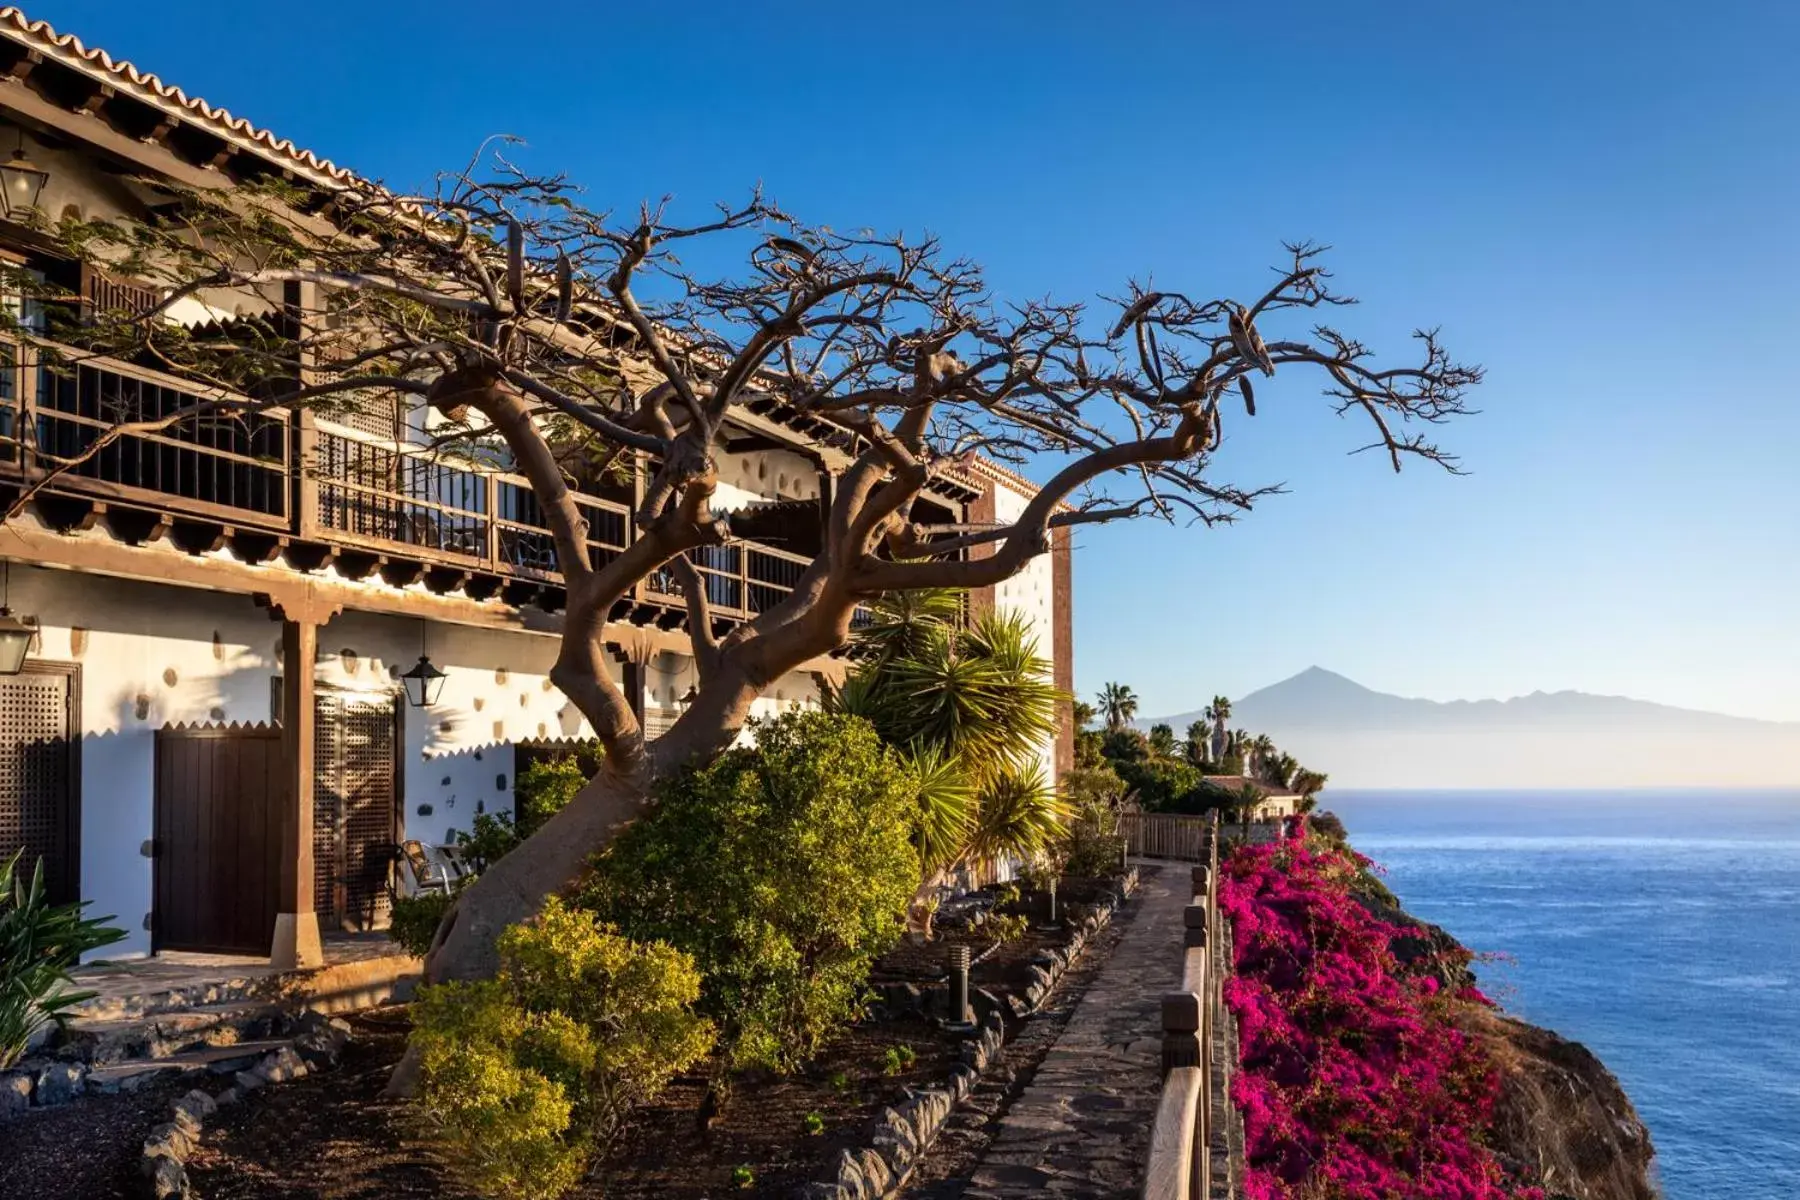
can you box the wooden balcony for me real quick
[0,341,825,627]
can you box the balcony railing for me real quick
[0,341,834,624]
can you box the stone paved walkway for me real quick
[910,862,1188,1199]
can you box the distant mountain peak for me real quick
[1146,670,1794,738]
[1137,669,1800,787]
[1240,666,1378,705]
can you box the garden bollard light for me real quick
[1042,876,1059,926]
[948,944,972,1026]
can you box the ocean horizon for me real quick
[1321,787,1800,1200]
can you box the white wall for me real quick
[8,565,599,959]
[988,481,1059,786]
[713,448,821,511]
[11,559,837,958]
[641,649,822,745]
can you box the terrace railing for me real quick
[0,340,837,624]
[1122,812,1215,864]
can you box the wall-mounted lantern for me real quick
[0,563,35,675]
[0,133,49,221]
[400,620,447,707]
[400,655,447,708]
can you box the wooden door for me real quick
[0,662,80,906]
[313,694,399,931]
[153,724,285,954]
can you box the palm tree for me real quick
[1230,781,1263,827]
[1292,768,1329,813]
[1203,695,1233,760]
[1147,723,1177,758]
[1184,719,1211,767]
[1098,682,1139,732]
[833,600,1071,936]
[1071,699,1097,731]
[1248,733,1276,781]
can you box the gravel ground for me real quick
[0,1072,192,1200]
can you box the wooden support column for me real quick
[286,280,320,539]
[816,465,835,546]
[622,659,646,725]
[629,451,647,603]
[603,640,647,726]
[268,586,341,969]
[966,481,998,623]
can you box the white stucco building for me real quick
[0,12,1074,966]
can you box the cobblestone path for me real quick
[905,862,1189,1199]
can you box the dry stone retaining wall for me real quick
[799,870,1139,1200]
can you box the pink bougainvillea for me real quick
[1220,824,1543,1200]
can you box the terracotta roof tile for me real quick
[0,6,356,187]
[1202,775,1299,799]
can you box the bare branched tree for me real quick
[15,157,1480,1002]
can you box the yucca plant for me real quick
[829,597,1071,936]
[966,767,1067,867]
[0,851,126,1068]
[908,740,977,870]
[849,588,964,664]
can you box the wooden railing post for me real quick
[1161,990,1202,1074]
[1184,903,1208,950]
[484,472,500,570]
[293,408,318,538]
[16,338,36,478]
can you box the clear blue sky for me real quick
[24,1,1800,720]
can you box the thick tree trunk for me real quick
[384,764,654,1097]
[422,765,653,984]
[385,678,764,1097]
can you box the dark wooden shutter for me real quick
[0,663,79,905]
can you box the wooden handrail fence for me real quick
[1121,812,1214,863]
[1140,810,1245,1200]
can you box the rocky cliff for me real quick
[1470,1010,1659,1200]
[1357,890,1659,1200]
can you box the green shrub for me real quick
[803,1110,825,1135]
[1115,755,1205,813]
[412,896,714,1200]
[989,912,1030,944]
[879,1042,917,1076]
[0,851,126,1069]
[583,711,920,1076]
[732,1165,756,1189]
[1062,765,1128,877]
[448,810,521,873]
[389,890,454,959]
[515,754,589,837]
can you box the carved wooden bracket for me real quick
[255,583,344,627]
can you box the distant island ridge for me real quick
[1142,667,1800,789]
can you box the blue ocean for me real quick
[1323,789,1800,1200]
